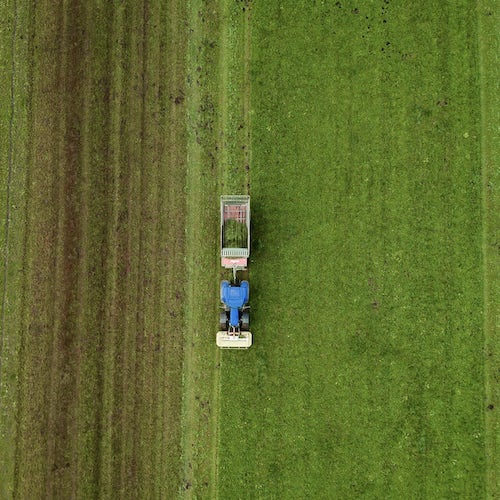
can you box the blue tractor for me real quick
[217,195,252,348]
[219,280,250,333]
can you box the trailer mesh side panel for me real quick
[223,204,247,223]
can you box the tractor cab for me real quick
[217,280,251,348]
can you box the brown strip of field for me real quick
[13,0,187,497]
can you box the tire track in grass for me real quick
[114,3,138,490]
[478,1,500,496]
[155,2,171,491]
[209,0,228,493]
[145,2,166,489]
[181,0,202,492]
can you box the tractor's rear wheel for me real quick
[219,311,228,331]
[241,311,249,331]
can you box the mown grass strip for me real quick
[145,2,166,491]
[14,2,69,495]
[478,1,500,497]
[181,1,254,496]
[73,0,92,494]
[0,0,18,369]
[96,0,124,495]
[181,0,225,496]
[212,1,253,495]
[0,0,30,496]
[120,3,145,496]
[133,1,164,494]
[73,0,110,495]
[155,0,188,495]
[44,0,70,495]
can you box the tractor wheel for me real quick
[241,311,250,331]
[219,311,228,331]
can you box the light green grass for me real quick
[217,1,490,497]
[0,0,30,496]
[180,0,253,496]
[181,0,224,496]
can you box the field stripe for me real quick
[181,0,203,488]
[209,1,228,493]
[5,1,188,496]
[211,2,254,495]
[478,0,500,497]
[0,0,18,386]
[0,0,31,495]
[74,1,109,495]
[114,1,143,494]
[44,1,69,495]
[155,1,188,495]
[73,0,91,493]
[14,1,66,494]
[181,1,223,496]
[180,1,256,496]
[97,0,125,495]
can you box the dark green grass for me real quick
[218,1,488,497]
[479,0,500,496]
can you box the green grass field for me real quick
[215,0,499,498]
[0,0,498,498]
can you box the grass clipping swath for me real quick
[223,219,248,248]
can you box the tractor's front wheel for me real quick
[219,311,228,331]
